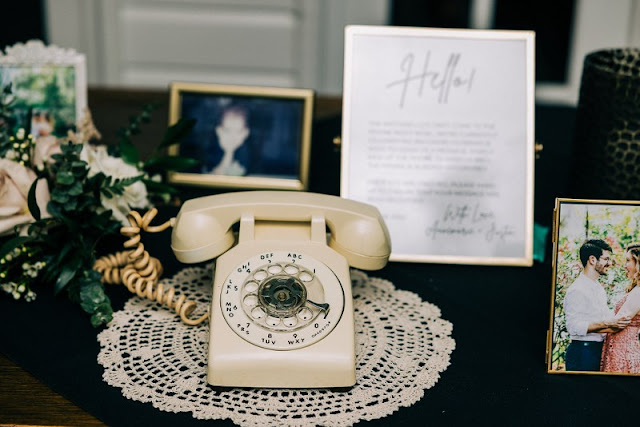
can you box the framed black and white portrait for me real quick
[168,82,313,191]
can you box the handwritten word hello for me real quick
[386,52,476,107]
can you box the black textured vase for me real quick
[570,49,640,200]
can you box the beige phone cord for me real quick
[94,208,208,326]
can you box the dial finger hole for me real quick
[251,307,266,319]
[243,294,258,307]
[244,281,259,293]
[266,316,281,327]
[284,264,298,275]
[297,307,313,321]
[299,271,313,282]
[267,264,283,275]
[253,270,268,281]
[283,317,298,327]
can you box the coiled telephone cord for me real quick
[94,208,208,326]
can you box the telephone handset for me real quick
[171,191,391,388]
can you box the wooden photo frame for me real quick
[0,40,87,138]
[341,26,535,265]
[547,198,640,376]
[168,82,314,191]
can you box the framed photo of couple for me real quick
[167,82,314,191]
[548,198,640,376]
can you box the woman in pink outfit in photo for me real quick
[601,243,640,373]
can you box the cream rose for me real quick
[0,159,51,235]
[80,145,149,225]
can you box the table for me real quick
[1,90,638,426]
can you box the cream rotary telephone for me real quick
[98,191,391,388]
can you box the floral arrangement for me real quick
[0,84,196,326]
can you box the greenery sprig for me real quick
[19,142,122,326]
[111,104,198,202]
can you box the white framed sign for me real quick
[341,26,534,266]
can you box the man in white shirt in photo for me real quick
[564,239,632,371]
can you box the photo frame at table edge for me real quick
[546,197,640,377]
[167,82,314,191]
[340,26,535,266]
[0,40,87,132]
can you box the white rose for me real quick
[0,159,51,235]
[80,145,149,225]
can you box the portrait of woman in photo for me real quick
[209,104,251,176]
[600,243,640,373]
[178,94,303,180]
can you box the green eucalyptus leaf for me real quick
[129,121,140,135]
[45,243,72,277]
[56,171,75,185]
[46,200,62,218]
[86,269,104,282]
[90,303,113,327]
[119,138,139,165]
[27,178,41,221]
[140,110,152,123]
[93,210,115,228]
[78,282,108,312]
[51,190,69,203]
[60,142,75,155]
[76,274,113,327]
[54,261,80,295]
[71,161,87,176]
[67,180,83,196]
[142,179,178,195]
[64,198,78,211]
[87,172,106,188]
[158,118,196,149]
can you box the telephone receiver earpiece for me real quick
[171,191,391,270]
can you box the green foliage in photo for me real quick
[0,65,77,136]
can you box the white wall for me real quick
[45,0,389,95]
[45,0,640,104]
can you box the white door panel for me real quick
[45,0,389,94]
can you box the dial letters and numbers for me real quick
[220,251,345,350]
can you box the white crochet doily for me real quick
[97,265,455,426]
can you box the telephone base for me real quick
[207,350,356,388]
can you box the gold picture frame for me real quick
[547,198,640,376]
[168,82,314,190]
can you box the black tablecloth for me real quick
[2,105,639,426]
